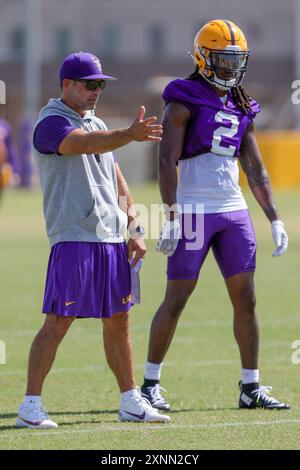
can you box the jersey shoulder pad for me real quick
[163,78,212,110]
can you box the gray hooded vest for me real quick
[33,98,127,247]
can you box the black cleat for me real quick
[141,384,170,411]
[238,381,290,410]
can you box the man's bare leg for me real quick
[26,313,75,395]
[16,313,75,428]
[103,310,170,422]
[102,311,135,392]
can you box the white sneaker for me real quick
[16,403,58,429]
[119,392,170,423]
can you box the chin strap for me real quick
[212,76,236,91]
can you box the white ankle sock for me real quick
[242,369,259,384]
[24,395,41,406]
[144,361,163,381]
[121,388,140,401]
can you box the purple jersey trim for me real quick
[33,116,77,154]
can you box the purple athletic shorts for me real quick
[42,242,131,319]
[167,210,256,280]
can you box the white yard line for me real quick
[0,357,290,376]
[1,313,299,338]
[2,418,300,440]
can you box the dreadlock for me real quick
[187,66,253,115]
[231,85,253,115]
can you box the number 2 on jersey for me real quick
[211,111,239,157]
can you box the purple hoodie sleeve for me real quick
[33,116,77,154]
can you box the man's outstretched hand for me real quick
[128,106,163,142]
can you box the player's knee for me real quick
[235,288,256,313]
[242,286,256,311]
[165,292,190,319]
[249,291,256,310]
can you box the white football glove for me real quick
[271,220,288,257]
[156,219,181,256]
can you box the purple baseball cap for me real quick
[59,52,116,82]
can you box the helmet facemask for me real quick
[194,46,249,91]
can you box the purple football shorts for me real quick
[167,209,256,280]
[42,241,131,319]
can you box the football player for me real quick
[141,20,290,410]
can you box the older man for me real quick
[16,51,170,428]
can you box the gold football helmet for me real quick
[193,19,249,91]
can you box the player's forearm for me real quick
[241,155,279,222]
[159,159,178,220]
[157,102,188,218]
[239,125,279,223]
[249,176,279,222]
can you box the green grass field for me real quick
[0,185,300,450]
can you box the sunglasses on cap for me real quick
[75,79,107,91]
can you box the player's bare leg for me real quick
[147,279,198,363]
[225,271,258,369]
[225,271,289,409]
[141,279,197,410]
